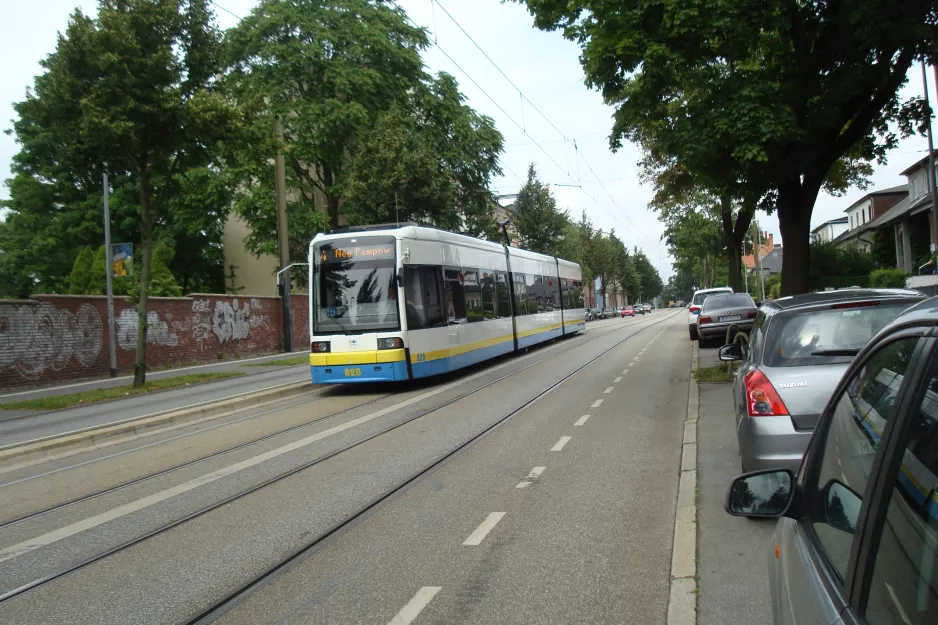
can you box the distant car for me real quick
[622,306,635,317]
[643,303,652,314]
[724,294,938,625]
[588,307,604,320]
[719,288,925,473]
[688,287,734,340]
[604,307,617,318]
[695,293,757,346]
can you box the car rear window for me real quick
[763,301,914,367]
[701,294,753,310]
[692,289,731,306]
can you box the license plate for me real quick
[720,314,741,322]
[343,367,362,377]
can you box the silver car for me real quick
[696,293,757,345]
[725,295,938,625]
[719,288,925,472]
[688,286,733,340]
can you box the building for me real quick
[742,232,780,275]
[832,184,907,252]
[811,217,848,243]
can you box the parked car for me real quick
[724,295,938,625]
[588,307,603,320]
[696,293,757,346]
[604,307,617,318]
[719,288,925,473]
[688,287,734,340]
[643,303,652,314]
[622,305,635,317]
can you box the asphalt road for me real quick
[0,311,695,625]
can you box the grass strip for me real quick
[244,356,310,367]
[0,372,244,411]
[693,363,736,384]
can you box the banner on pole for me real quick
[112,243,133,277]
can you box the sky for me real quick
[2,0,937,281]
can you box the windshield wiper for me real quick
[318,306,351,335]
[811,349,860,356]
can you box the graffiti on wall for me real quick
[213,298,251,344]
[191,299,212,348]
[0,303,102,379]
[116,308,179,350]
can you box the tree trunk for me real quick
[134,164,154,388]
[720,195,755,293]
[322,163,340,229]
[777,177,822,296]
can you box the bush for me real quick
[869,267,908,289]
[68,247,95,294]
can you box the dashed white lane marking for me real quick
[633,357,640,361]
[388,586,442,625]
[591,399,604,408]
[516,466,546,488]
[628,362,635,368]
[603,386,614,394]
[574,414,590,426]
[885,583,912,625]
[837,457,842,467]
[614,376,622,383]
[462,512,506,545]
[551,436,572,451]
[621,369,629,375]
[841,473,850,486]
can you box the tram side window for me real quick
[481,271,496,318]
[573,281,584,308]
[464,269,484,322]
[403,266,445,330]
[443,268,468,322]
[548,276,561,310]
[560,278,570,309]
[514,273,533,315]
[495,271,511,317]
[527,274,543,312]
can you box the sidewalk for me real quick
[0,352,312,446]
[695,345,775,624]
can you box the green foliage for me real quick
[519,0,936,295]
[808,242,877,291]
[514,164,570,256]
[870,228,897,270]
[149,242,182,297]
[343,73,504,237]
[225,0,430,258]
[68,247,95,295]
[870,267,909,289]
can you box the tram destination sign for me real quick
[319,243,394,262]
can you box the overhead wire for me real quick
[424,0,642,235]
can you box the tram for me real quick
[307,224,586,383]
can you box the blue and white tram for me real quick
[307,224,586,383]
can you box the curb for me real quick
[0,380,316,475]
[667,340,699,625]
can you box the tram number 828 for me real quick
[343,368,362,377]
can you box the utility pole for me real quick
[102,168,117,377]
[753,220,765,301]
[922,61,938,254]
[274,116,293,352]
[743,239,749,295]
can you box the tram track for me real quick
[0,311,679,606]
[185,310,680,624]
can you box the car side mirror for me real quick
[823,479,862,534]
[719,343,744,361]
[725,469,795,518]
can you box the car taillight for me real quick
[747,310,758,318]
[699,316,712,324]
[744,370,790,417]
[831,301,879,309]
[690,306,701,314]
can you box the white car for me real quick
[687,287,733,341]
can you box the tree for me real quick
[6,0,241,385]
[871,228,898,270]
[343,72,504,236]
[514,164,570,256]
[518,0,935,296]
[68,247,95,295]
[632,247,663,301]
[224,0,430,264]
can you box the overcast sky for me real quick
[2,0,936,280]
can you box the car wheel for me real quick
[689,326,698,341]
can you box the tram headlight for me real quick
[378,337,404,350]
[311,341,330,353]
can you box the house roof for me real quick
[900,152,937,176]
[811,217,848,233]
[855,194,924,234]
[842,184,908,213]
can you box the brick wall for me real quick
[0,293,287,390]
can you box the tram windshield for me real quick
[313,238,400,334]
